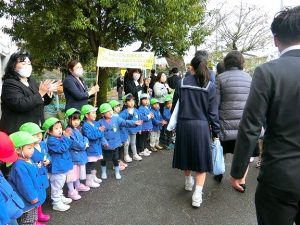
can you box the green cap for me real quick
[19,122,44,135]
[164,95,172,102]
[150,98,159,105]
[9,131,38,148]
[140,93,150,99]
[81,104,98,116]
[65,108,80,118]
[109,100,120,109]
[99,103,113,114]
[42,117,60,131]
[122,93,133,103]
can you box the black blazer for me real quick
[124,78,143,106]
[0,77,52,134]
[231,49,300,194]
[63,74,89,111]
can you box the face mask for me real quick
[133,73,140,81]
[73,68,84,77]
[18,65,32,78]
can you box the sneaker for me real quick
[114,165,126,171]
[150,146,158,152]
[76,183,90,192]
[53,202,70,212]
[124,155,133,163]
[139,150,150,156]
[68,190,81,201]
[155,144,163,150]
[144,148,152,154]
[61,195,72,205]
[192,191,203,208]
[133,154,142,161]
[185,176,194,191]
[119,160,128,168]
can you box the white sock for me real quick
[195,185,203,193]
[185,175,192,182]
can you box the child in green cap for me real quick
[65,108,90,198]
[19,122,51,223]
[42,117,73,212]
[81,104,107,188]
[8,131,46,225]
[150,98,167,151]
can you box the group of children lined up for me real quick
[0,93,173,225]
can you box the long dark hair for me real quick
[190,56,210,87]
[3,51,32,81]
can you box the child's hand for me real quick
[63,128,72,137]
[135,120,143,125]
[104,144,109,149]
[43,159,50,166]
[99,126,105,131]
[161,120,168,125]
[31,198,38,204]
[85,143,89,148]
[149,112,154,118]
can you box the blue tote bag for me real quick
[211,139,225,175]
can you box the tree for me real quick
[1,0,209,104]
[204,2,272,53]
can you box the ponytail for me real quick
[190,56,210,87]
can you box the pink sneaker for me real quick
[68,190,81,200]
[76,183,90,192]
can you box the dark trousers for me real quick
[86,162,97,174]
[101,149,119,167]
[255,183,300,225]
[137,131,150,152]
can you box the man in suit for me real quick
[230,6,300,225]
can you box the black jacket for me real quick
[124,78,144,106]
[0,77,52,134]
[167,74,180,90]
[231,49,300,194]
[63,74,89,111]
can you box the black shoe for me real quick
[213,174,223,183]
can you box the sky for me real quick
[1,0,299,63]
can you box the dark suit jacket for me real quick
[167,74,180,90]
[63,74,89,111]
[231,49,300,194]
[0,77,52,134]
[124,78,143,106]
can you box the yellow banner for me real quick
[97,47,154,69]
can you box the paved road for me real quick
[44,150,259,225]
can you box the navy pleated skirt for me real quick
[172,119,212,172]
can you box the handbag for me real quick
[211,139,225,175]
[167,101,179,131]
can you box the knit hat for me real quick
[65,108,81,118]
[0,131,18,163]
[99,103,113,114]
[42,117,60,131]
[150,98,159,105]
[9,131,38,148]
[109,100,120,109]
[19,122,44,135]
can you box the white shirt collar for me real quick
[280,44,300,56]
